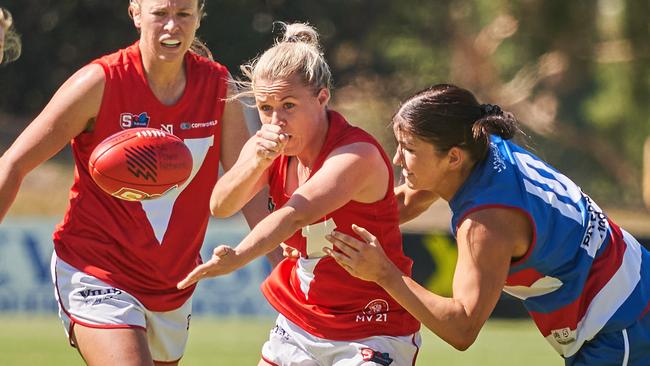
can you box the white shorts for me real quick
[261,314,421,366]
[51,253,192,362]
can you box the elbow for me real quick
[449,335,477,352]
[447,329,479,351]
[280,209,311,233]
[210,207,232,219]
[427,321,480,351]
[209,197,237,218]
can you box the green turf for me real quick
[0,315,560,365]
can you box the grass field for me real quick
[0,314,560,365]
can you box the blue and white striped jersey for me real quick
[449,135,650,357]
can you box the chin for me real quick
[405,180,418,189]
[157,53,185,62]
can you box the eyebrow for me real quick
[255,95,297,103]
[150,5,194,10]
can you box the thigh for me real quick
[52,254,164,365]
[73,325,154,366]
[145,298,192,363]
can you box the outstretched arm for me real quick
[178,141,388,288]
[326,207,531,350]
[0,64,104,222]
[217,85,282,266]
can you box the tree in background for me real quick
[0,0,647,208]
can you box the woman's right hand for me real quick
[325,224,401,285]
[254,124,289,166]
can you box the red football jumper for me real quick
[53,42,228,311]
[261,110,421,340]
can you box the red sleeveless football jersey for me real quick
[261,110,420,340]
[53,42,229,311]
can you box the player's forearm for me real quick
[210,160,266,218]
[378,270,481,351]
[234,206,304,265]
[0,157,27,223]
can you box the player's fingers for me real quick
[177,263,210,289]
[257,132,281,143]
[213,245,233,257]
[351,224,378,245]
[323,247,347,262]
[323,248,356,274]
[258,142,283,156]
[326,231,363,252]
[279,133,290,143]
[325,235,358,258]
[255,146,278,160]
[261,123,283,134]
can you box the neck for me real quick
[139,44,187,105]
[295,110,329,169]
[439,161,476,202]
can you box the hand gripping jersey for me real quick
[261,111,420,340]
[449,135,650,358]
[53,42,229,311]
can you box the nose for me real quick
[270,111,285,127]
[392,147,403,166]
[163,16,179,32]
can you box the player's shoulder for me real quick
[52,63,106,105]
[188,52,229,75]
[92,44,137,69]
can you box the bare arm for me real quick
[0,64,105,222]
[394,183,439,224]
[326,208,532,350]
[216,84,282,266]
[210,136,272,218]
[178,141,387,288]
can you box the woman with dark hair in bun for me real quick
[326,84,650,365]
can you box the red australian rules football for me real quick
[89,128,193,201]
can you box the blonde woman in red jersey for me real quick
[0,7,22,64]
[0,1,276,365]
[178,22,421,366]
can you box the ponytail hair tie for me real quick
[480,103,503,117]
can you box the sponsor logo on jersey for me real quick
[120,112,150,129]
[491,142,507,172]
[180,120,219,130]
[111,186,177,201]
[161,124,174,135]
[361,348,393,365]
[356,299,389,322]
[580,194,609,257]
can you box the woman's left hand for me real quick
[325,224,399,284]
[177,245,242,289]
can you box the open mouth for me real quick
[160,39,181,49]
